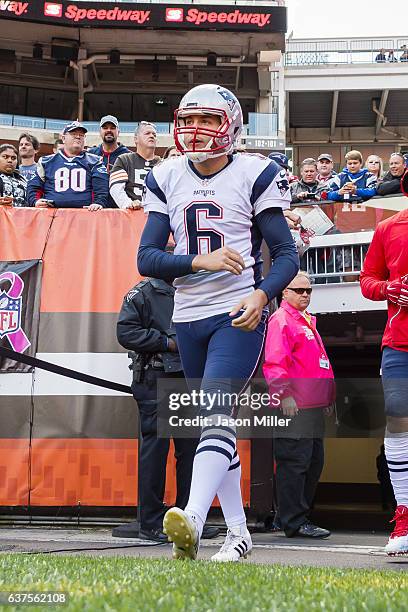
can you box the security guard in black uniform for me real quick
[113,277,219,541]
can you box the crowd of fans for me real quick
[267,149,408,281]
[0,117,407,238]
[269,150,408,231]
[276,150,407,200]
[375,45,408,63]
[0,117,185,212]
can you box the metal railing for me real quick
[0,115,173,134]
[0,112,279,137]
[285,36,408,66]
[303,237,371,284]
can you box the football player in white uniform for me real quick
[138,84,299,561]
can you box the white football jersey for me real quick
[143,153,290,322]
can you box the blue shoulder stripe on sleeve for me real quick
[250,160,280,206]
[145,170,167,204]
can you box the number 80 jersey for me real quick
[27,150,108,208]
[143,154,291,322]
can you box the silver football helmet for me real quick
[174,84,243,163]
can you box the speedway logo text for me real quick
[0,1,28,15]
[50,4,151,23]
[0,1,276,30]
[183,8,271,27]
[48,5,271,27]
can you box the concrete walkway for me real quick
[0,527,407,571]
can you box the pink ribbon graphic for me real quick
[0,271,31,353]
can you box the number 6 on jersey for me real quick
[184,201,224,255]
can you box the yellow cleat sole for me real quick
[163,508,198,560]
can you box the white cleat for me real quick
[211,528,252,562]
[385,533,408,556]
[163,507,199,560]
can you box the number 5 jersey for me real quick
[27,150,108,208]
[143,154,291,322]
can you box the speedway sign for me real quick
[0,2,286,31]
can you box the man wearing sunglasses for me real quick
[263,271,335,539]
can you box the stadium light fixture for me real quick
[110,49,121,65]
[33,44,43,60]
[51,38,79,64]
[207,52,217,67]
[0,49,16,61]
[152,57,159,82]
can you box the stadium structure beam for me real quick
[329,90,339,143]
[77,62,85,122]
[374,89,389,140]
[69,53,257,69]
[0,73,78,90]
[68,53,258,118]
[235,65,241,91]
[285,91,290,142]
[70,61,89,121]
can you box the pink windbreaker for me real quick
[263,301,335,409]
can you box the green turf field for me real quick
[0,555,407,611]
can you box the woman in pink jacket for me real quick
[263,271,335,539]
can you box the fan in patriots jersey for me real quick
[138,84,299,562]
[27,121,108,210]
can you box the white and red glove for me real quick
[386,275,408,307]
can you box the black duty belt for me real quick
[147,359,165,370]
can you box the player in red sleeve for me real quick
[360,209,408,556]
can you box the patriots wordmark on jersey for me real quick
[143,154,290,322]
[26,150,108,208]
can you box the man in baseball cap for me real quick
[318,153,333,162]
[27,120,108,210]
[268,151,298,185]
[317,154,336,184]
[62,120,87,135]
[88,115,130,207]
[100,115,119,129]
[268,152,289,169]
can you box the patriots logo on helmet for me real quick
[217,88,237,112]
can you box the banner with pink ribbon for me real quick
[0,272,31,353]
[0,261,41,373]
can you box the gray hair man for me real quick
[109,121,160,209]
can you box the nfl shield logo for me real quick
[0,291,21,339]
